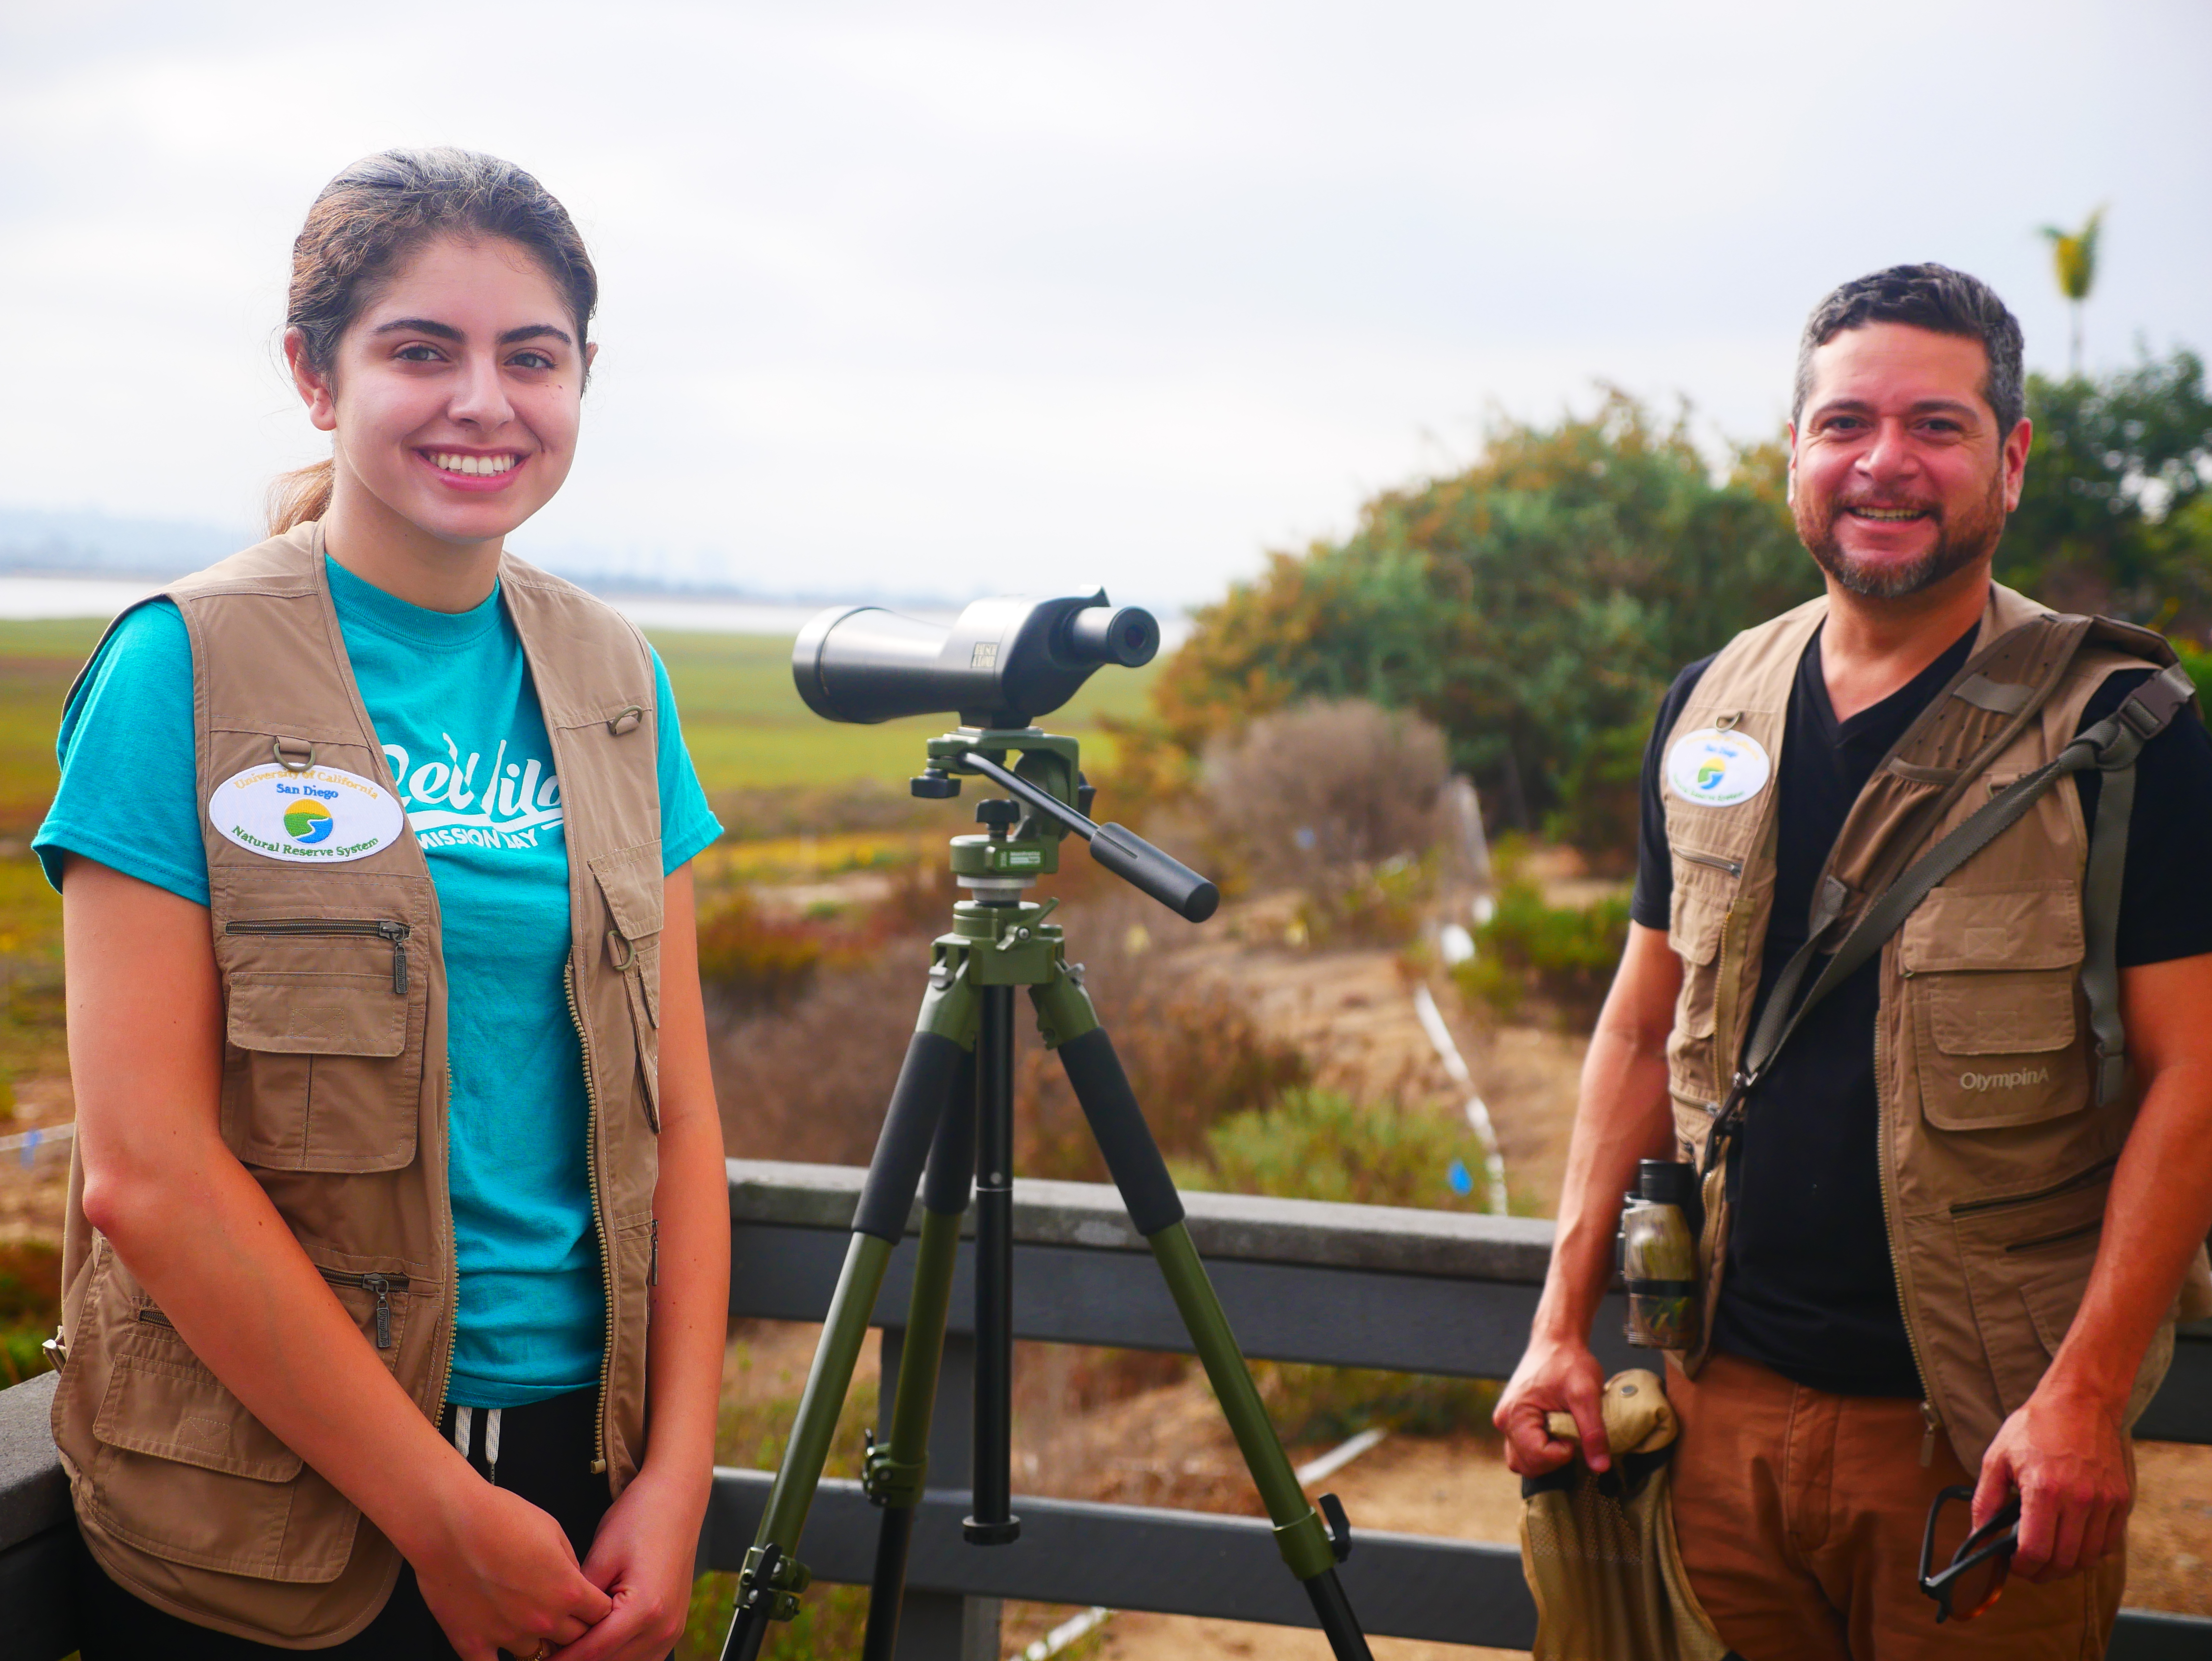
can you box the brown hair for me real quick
[1792,263,2026,437]
[268,147,599,534]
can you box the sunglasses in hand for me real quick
[1918,1486,2022,1623]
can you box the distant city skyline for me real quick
[7,1,2208,610]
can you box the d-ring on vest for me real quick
[46,524,667,1647]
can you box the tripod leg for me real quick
[860,1055,977,1661]
[722,1026,971,1661]
[967,985,1020,1545]
[1041,986,1377,1661]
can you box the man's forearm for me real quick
[1533,925,1679,1343]
[2042,955,2212,1410]
[2046,1062,2212,1407]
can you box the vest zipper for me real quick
[565,956,616,1478]
[224,918,411,995]
[139,1267,408,1348]
[1948,1157,2118,1217]
[1678,849,1744,878]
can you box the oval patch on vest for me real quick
[1664,728,1772,808]
[209,763,406,864]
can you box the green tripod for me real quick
[721,727,1374,1661]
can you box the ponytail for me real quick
[267,458,335,536]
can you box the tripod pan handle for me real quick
[1090,823,1219,923]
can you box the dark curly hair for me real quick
[270,147,597,534]
[1792,263,2025,436]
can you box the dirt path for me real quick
[0,1075,75,1247]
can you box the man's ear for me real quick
[2001,417,2033,513]
[284,328,338,433]
[1785,422,1798,506]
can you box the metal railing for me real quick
[4,1159,2209,1658]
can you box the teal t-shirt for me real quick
[35,557,722,1408]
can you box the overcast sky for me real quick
[6,0,2209,608]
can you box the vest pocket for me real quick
[83,1261,412,1580]
[1901,884,2088,1131]
[221,922,424,1172]
[1666,870,1729,1108]
[1951,1167,2107,1418]
[592,845,664,1134]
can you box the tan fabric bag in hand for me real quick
[1517,1370,1739,1661]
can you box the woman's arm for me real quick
[65,856,611,1661]
[561,862,730,1661]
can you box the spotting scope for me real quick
[792,589,1159,729]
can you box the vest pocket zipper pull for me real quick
[380,923,408,996]
[363,1273,394,1349]
[649,1219,660,1288]
[1919,1400,1941,1468]
[318,1267,407,1350]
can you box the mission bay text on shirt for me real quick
[382,733,562,851]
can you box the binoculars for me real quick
[792,589,1159,729]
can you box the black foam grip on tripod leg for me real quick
[920,1049,978,1216]
[1057,1028,1185,1236]
[854,1032,966,1242]
[1089,823,1219,923]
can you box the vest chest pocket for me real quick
[1665,866,1731,1112]
[592,844,663,1134]
[220,918,425,1172]
[1901,883,2088,1132]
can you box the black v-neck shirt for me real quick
[1630,622,2212,1397]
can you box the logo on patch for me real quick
[1665,727,1773,808]
[210,762,404,865]
[282,800,334,844]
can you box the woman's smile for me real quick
[416,446,528,491]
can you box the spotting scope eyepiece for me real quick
[793,589,1159,728]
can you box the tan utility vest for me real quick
[49,523,667,1646]
[1661,581,2212,1474]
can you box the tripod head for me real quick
[912,726,1219,923]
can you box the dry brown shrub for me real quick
[712,884,1307,1183]
[1198,698,1449,890]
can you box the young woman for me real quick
[37,149,729,1661]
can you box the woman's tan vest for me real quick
[49,524,668,1646]
[1661,581,2212,1473]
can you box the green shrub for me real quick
[1260,1361,1501,1444]
[1167,1091,1505,1442]
[1171,1087,1492,1213]
[1294,853,1435,947]
[0,1239,58,1385]
[1456,878,1629,1021]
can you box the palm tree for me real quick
[2040,207,2105,378]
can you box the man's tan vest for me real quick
[1661,581,2212,1474]
[49,523,668,1646]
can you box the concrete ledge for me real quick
[0,1372,64,1555]
[729,1158,1560,1282]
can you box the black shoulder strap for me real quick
[1702,659,2195,1174]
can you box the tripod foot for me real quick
[961,1514,1022,1545]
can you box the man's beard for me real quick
[1795,473,2006,599]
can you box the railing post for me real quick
[879,1324,1001,1661]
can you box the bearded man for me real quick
[1495,264,2212,1658]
